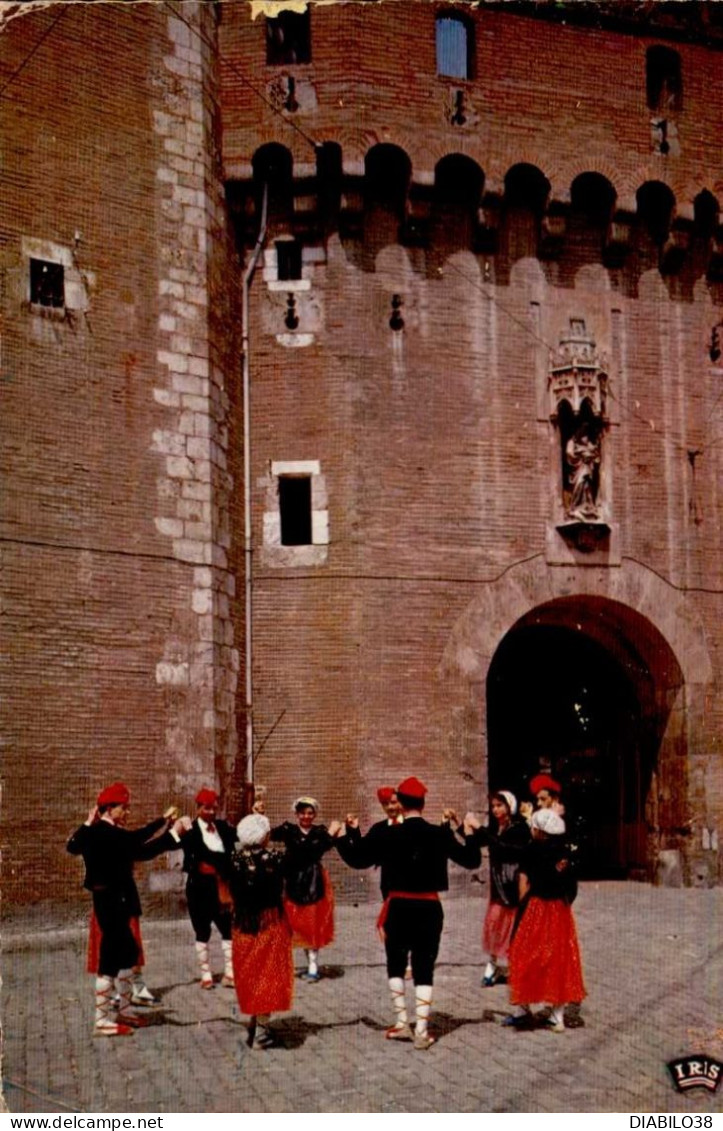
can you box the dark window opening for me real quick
[646,46,682,112]
[30,259,64,308]
[279,475,312,545]
[266,10,311,66]
[436,14,473,81]
[276,239,302,281]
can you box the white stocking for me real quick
[414,984,433,1037]
[388,976,408,1028]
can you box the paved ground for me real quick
[2,882,722,1114]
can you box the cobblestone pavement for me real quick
[2,883,722,1114]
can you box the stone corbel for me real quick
[538,205,567,259]
[339,178,365,238]
[660,221,691,274]
[473,194,501,254]
[604,210,635,266]
[400,193,433,247]
[707,224,723,281]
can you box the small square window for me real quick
[30,258,64,308]
[279,475,312,545]
[276,239,302,282]
[266,11,311,66]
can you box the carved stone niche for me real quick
[549,318,610,552]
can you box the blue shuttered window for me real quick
[436,15,469,80]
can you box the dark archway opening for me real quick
[487,623,657,879]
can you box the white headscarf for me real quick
[292,795,319,814]
[496,790,518,816]
[236,813,270,847]
[532,808,565,836]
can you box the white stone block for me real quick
[159,279,185,298]
[271,459,321,476]
[312,509,330,545]
[166,456,194,479]
[153,430,186,456]
[153,388,181,407]
[155,661,189,686]
[187,436,209,460]
[184,520,212,541]
[182,481,212,501]
[158,350,189,373]
[173,539,209,564]
[167,16,191,48]
[172,374,207,396]
[188,357,209,378]
[155,516,184,538]
[193,567,213,589]
[159,313,177,332]
[192,588,213,615]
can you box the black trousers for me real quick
[186,874,232,943]
[93,890,138,978]
[384,898,444,985]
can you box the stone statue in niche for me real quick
[565,425,602,521]
[549,318,609,544]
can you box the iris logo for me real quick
[667,1056,722,1093]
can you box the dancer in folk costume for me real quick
[331,776,481,1050]
[229,813,294,1050]
[270,796,335,981]
[504,807,585,1032]
[467,790,530,987]
[67,782,189,1037]
[87,900,157,1006]
[181,787,238,989]
[85,805,178,1007]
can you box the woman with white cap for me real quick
[229,813,294,1050]
[270,796,335,981]
[469,790,531,987]
[504,806,586,1032]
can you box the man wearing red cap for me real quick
[529,774,563,814]
[331,775,480,1050]
[377,786,403,827]
[181,787,238,989]
[67,783,189,1037]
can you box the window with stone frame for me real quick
[278,474,312,545]
[29,258,64,309]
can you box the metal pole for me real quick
[241,183,268,786]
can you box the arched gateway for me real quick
[487,597,683,879]
[442,559,713,882]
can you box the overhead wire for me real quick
[0,5,67,101]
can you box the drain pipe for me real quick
[241,183,268,791]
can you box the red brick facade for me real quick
[2,1,721,910]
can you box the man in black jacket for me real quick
[181,787,238,989]
[331,776,480,1050]
[67,782,188,1037]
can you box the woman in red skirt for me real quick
[271,796,335,981]
[505,807,585,1032]
[229,813,294,1050]
[470,791,530,986]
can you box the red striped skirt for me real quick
[232,911,294,1016]
[508,896,586,1006]
[87,911,144,974]
[283,866,335,950]
[482,901,516,961]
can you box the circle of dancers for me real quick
[67,773,586,1049]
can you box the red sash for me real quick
[376,890,439,942]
